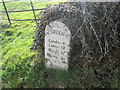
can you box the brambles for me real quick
[33,2,120,88]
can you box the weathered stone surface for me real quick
[45,20,71,70]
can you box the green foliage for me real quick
[1,1,59,88]
[1,21,47,88]
[1,1,118,88]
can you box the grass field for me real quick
[0,1,92,88]
[0,1,118,88]
[0,1,59,88]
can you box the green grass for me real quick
[0,1,59,88]
[46,68,85,88]
[1,21,47,88]
[1,1,118,88]
[0,1,59,22]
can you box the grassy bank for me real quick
[1,1,58,88]
[1,1,118,88]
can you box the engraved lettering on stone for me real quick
[45,21,71,70]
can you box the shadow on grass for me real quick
[45,68,84,88]
[2,23,11,29]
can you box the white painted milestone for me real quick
[45,20,71,70]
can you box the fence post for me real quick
[30,0,37,25]
[2,0,11,25]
